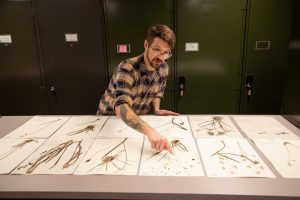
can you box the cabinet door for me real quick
[241,0,293,114]
[176,0,246,114]
[36,0,107,114]
[0,0,46,115]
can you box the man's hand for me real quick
[146,129,173,154]
[115,103,173,154]
[154,109,179,116]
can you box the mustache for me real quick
[153,58,163,63]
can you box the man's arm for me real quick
[152,97,179,116]
[115,103,173,153]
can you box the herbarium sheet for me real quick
[49,116,108,140]
[139,138,204,176]
[233,115,299,139]
[197,138,275,177]
[12,137,95,174]
[98,116,147,138]
[3,116,70,139]
[253,139,300,178]
[0,138,46,174]
[146,115,192,138]
[74,138,143,175]
[189,115,243,138]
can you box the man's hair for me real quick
[146,24,176,49]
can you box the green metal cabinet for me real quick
[282,0,300,114]
[104,0,174,111]
[241,0,294,114]
[36,0,107,114]
[175,0,246,114]
[0,0,46,115]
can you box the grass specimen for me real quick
[196,116,232,136]
[0,139,38,160]
[86,138,128,173]
[17,139,82,174]
[67,125,95,136]
[21,119,62,137]
[283,141,300,167]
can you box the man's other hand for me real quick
[154,109,179,116]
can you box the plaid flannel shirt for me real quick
[97,54,168,115]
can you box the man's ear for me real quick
[144,40,148,49]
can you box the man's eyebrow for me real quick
[152,45,171,53]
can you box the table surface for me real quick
[0,115,300,200]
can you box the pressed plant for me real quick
[210,140,263,175]
[196,116,232,136]
[76,118,101,126]
[86,138,128,173]
[147,139,190,163]
[144,139,200,176]
[67,125,95,136]
[17,139,82,174]
[283,141,300,167]
[153,117,187,133]
[0,139,38,160]
[21,119,62,137]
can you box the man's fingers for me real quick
[165,142,173,154]
[151,141,155,149]
[169,111,179,116]
[159,141,165,151]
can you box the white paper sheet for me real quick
[4,116,70,139]
[12,138,95,174]
[98,116,147,138]
[74,138,143,175]
[233,115,299,139]
[139,138,204,176]
[253,139,300,178]
[49,116,108,140]
[147,115,192,138]
[197,138,275,177]
[0,138,46,174]
[189,115,243,138]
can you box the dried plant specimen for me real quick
[154,117,187,131]
[198,138,275,177]
[20,119,62,138]
[67,125,95,136]
[209,140,265,175]
[76,118,101,125]
[147,139,188,162]
[140,138,203,176]
[233,116,298,139]
[283,141,300,167]
[0,139,38,160]
[86,138,128,173]
[211,140,259,165]
[17,140,82,174]
[196,116,232,136]
[253,139,300,178]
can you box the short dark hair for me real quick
[146,24,176,49]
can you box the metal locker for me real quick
[282,0,300,114]
[176,0,246,114]
[36,0,107,114]
[0,0,46,115]
[241,0,293,114]
[104,0,175,111]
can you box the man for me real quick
[97,24,178,153]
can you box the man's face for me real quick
[144,37,172,70]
